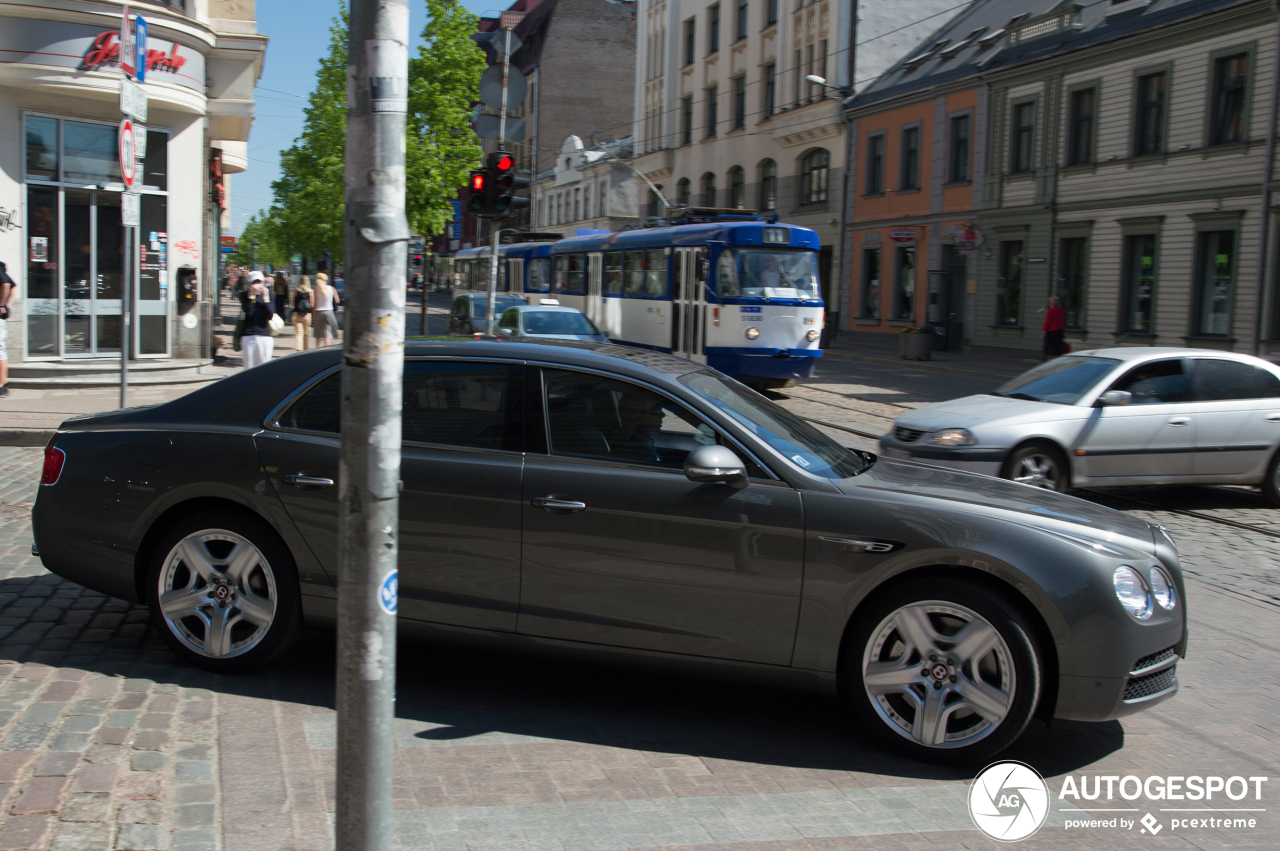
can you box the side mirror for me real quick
[499,327,516,336]
[684,445,749,489]
[1097,389,1133,407]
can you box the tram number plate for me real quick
[881,447,911,460]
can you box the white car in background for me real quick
[878,348,1280,502]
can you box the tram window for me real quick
[528,258,551,292]
[567,254,586,294]
[624,251,646,295]
[645,249,668,296]
[553,256,568,292]
[717,251,740,296]
[739,249,820,298]
[605,252,624,294]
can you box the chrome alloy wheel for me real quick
[1011,453,1062,489]
[862,602,1016,749]
[158,530,278,659]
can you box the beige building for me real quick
[0,0,265,367]
[530,135,641,234]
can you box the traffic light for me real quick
[467,169,488,214]
[412,254,422,268]
[490,151,530,215]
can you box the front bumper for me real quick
[1056,645,1181,721]
[877,435,1005,478]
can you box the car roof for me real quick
[511,304,581,313]
[1067,346,1279,366]
[459,292,524,299]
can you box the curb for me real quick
[0,429,55,447]
[820,350,1021,382]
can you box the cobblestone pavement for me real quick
[0,351,1275,850]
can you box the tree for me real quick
[229,210,290,268]
[406,0,486,237]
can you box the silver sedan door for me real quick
[1076,358,1193,481]
[1189,358,1280,477]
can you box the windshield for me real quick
[995,356,1121,404]
[471,296,524,319]
[524,311,600,336]
[680,371,869,477]
[735,249,820,299]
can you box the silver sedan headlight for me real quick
[1113,566,1153,620]
[931,428,978,446]
[1149,567,1177,611]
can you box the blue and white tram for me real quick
[541,219,824,386]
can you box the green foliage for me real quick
[229,210,291,268]
[406,0,487,237]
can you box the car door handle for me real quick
[1165,417,1190,426]
[532,496,586,513]
[1266,413,1280,422]
[283,474,335,488]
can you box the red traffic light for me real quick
[496,154,514,171]
[471,173,486,190]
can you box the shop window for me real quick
[63,121,121,185]
[860,248,881,319]
[893,246,916,321]
[1121,234,1157,333]
[1057,237,1088,329]
[996,241,1023,326]
[25,116,58,181]
[1195,231,1235,336]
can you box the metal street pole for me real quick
[120,226,130,408]
[485,28,514,335]
[336,1,409,849]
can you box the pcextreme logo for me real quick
[969,761,1051,842]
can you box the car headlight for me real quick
[806,329,819,342]
[745,327,760,340]
[931,428,978,446]
[1113,566,1153,620]
[1149,567,1177,611]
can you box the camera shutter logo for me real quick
[968,761,1050,842]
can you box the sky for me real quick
[231,0,496,237]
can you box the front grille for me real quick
[894,426,925,443]
[1123,666,1177,701]
[1131,646,1177,675]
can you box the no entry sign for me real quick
[119,118,137,188]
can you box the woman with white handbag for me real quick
[240,271,282,368]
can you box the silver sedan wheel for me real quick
[158,529,278,659]
[1011,453,1062,489]
[862,602,1016,749]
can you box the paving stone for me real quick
[115,823,169,851]
[173,804,214,829]
[69,765,117,794]
[0,814,51,850]
[170,830,216,851]
[174,763,212,783]
[10,775,69,815]
[117,800,164,825]
[131,752,166,772]
[32,753,79,777]
[58,793,110,823]
[47,820,112,851]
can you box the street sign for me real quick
[119,119,137,188]
[479,64,526,111]
[120,78,148,122]
[122,191,139,227]
[119,4,135,79]
[474,114,524,141]
[133,17,148,83]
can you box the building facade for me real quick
[629,0,963,325]
[530,135,641,234]
[0,0,264,364]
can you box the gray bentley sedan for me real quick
[32,341,1186,764]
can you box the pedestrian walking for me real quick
[273,271,290,321]
[0,261,13,398]
[1043,296,1067,360]
[312,271,340,347]
[240,271,277,368]
[292,275,314,351]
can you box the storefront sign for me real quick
[889,229,918,243]
[0,18,203,91]
[950,226,984,255]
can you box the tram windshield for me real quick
[732,249,821,299]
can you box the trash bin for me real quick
[900,328,934,361]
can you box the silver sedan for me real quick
[879,347,1280,501]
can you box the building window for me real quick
[1057,237,1088,329]
[766,0,778,26]
[948,114,970,182]
[728,166,745,208]
[805,43,816,103]
[705,86,718,138]
[1211,54,1248,146]
[1134,72,1166,156]
[1010,102,1035,173]
[1195,231,1235,335]
[793,49,802,105]
[866,133,885,194]
[758,159,776,210]
[584,185,592,219]
[996,241,1023,326]
[899,126,920,191]
[680,96,693,145]
[701,172,717,206]
[684,18,696,67]
[801,149,829,204]
[861,248,881,319]
[677,177,692,205]
[709,4,720,54]
[762,63,776,119]
[732,76,747,130]
[893,247,916,321]
[1121,234,1157,333]
[736,0,749,41]
[1067,88,1095,166]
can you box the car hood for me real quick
[524,333,608,342]
[894,394,1080,431]
[839,457,1154,553]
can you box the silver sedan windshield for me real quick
[994,356,1121,404]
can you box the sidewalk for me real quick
[823,334,1037,381]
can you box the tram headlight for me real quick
[745,327,761,340]
[805,330,819,342]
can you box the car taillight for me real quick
[41,445,65,486]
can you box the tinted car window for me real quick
[524,311,599,335]
[1110,359,1186,404]
[280,372,341,433]
[1191,358,1280,401]
[402,361,514,449]
[470,296,523,319]
[542,368,766,475]
[995,356,1121,404]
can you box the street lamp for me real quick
[805,75,855,99]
